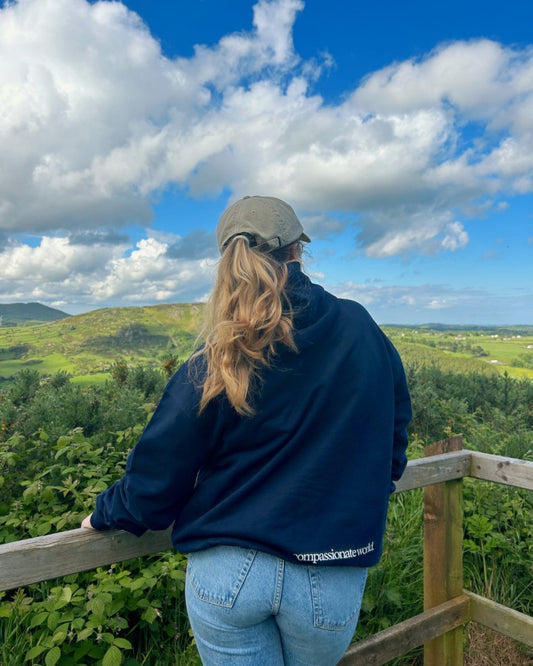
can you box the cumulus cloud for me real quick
[0,235,216,309]
[0,237,121,281]
[0,0,305,233]
[179,0,304,88]
[0,0,532,310]
[90,237,215,303]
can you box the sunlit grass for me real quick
[0,303,204,381]
[71,373,111,386]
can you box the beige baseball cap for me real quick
[217,196,311,253]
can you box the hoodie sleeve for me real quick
[90,363,213,535]
[386,339,412,490]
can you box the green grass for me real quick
[71,373,111,386]
[0,303,204,380]
[502,366,533,379]
[385,328,533,380]
[477,335,533,361]
[2,311,533,382]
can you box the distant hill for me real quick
[0,303,70,326]
[385,323,533,336]
[0,302,532,384]
[0,302,204,382]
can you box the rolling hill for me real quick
[0,303,70,326]
[0,303,205,383]
[0,302,532,383]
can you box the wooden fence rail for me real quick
[1,442,533,665]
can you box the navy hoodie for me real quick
[91,263,412,567]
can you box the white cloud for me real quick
[90,237,215,302]
[177,0,304,88]
[2,1,531,240]
[351,40,533,122]
[441,222,469,252]
[0,237,122,281]
[0,0,304,232]
[427,299,448,310]
[1,0,533,311]
[0,235,216,309]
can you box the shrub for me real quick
[0,364,531,664]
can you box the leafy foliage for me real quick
[0,368,166,442]
[0,427,198,665]
[0,361,532,664]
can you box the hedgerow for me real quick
[0,365,531,664]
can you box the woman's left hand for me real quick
[81,513,94,529]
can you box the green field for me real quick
[0,303,204,382]
[1,306,533,382]
[384,327,533,380]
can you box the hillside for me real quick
[383,326,533,379]
[0,303,205,383]
[0,304,532,383]
[0,302,70,326]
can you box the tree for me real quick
[111,359,129,386]
[9,369,41,406]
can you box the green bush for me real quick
[0,364,532,664]
[0,428,197,665]
[0,367,164,443]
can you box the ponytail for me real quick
[195,237,299,416]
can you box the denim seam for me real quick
[308,566,323,627]
[271,558,285,615]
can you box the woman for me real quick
[82,195,412,665]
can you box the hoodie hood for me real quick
[285,262,340,350]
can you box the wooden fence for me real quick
[1,436,532,665]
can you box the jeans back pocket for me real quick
[187,546,257,608]
[308,566,368,631]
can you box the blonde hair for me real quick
[195,237,300,416]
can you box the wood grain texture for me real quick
[470,452,533,491]
[339,596,470,666]
[424,437,464,666]
[466,591,533,649]
[394,451,471,493]
[0,527,172,591]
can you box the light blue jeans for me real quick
[185,546,368,665]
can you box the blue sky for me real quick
[0,0,532,324]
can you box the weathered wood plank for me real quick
[424,436,464,666]
[465,592,533,649]
[0,527,172,592]
[469,452,533,491]
[394,451,471,493]
[339,596,470,666]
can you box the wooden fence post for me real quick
[424,435,465,666]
